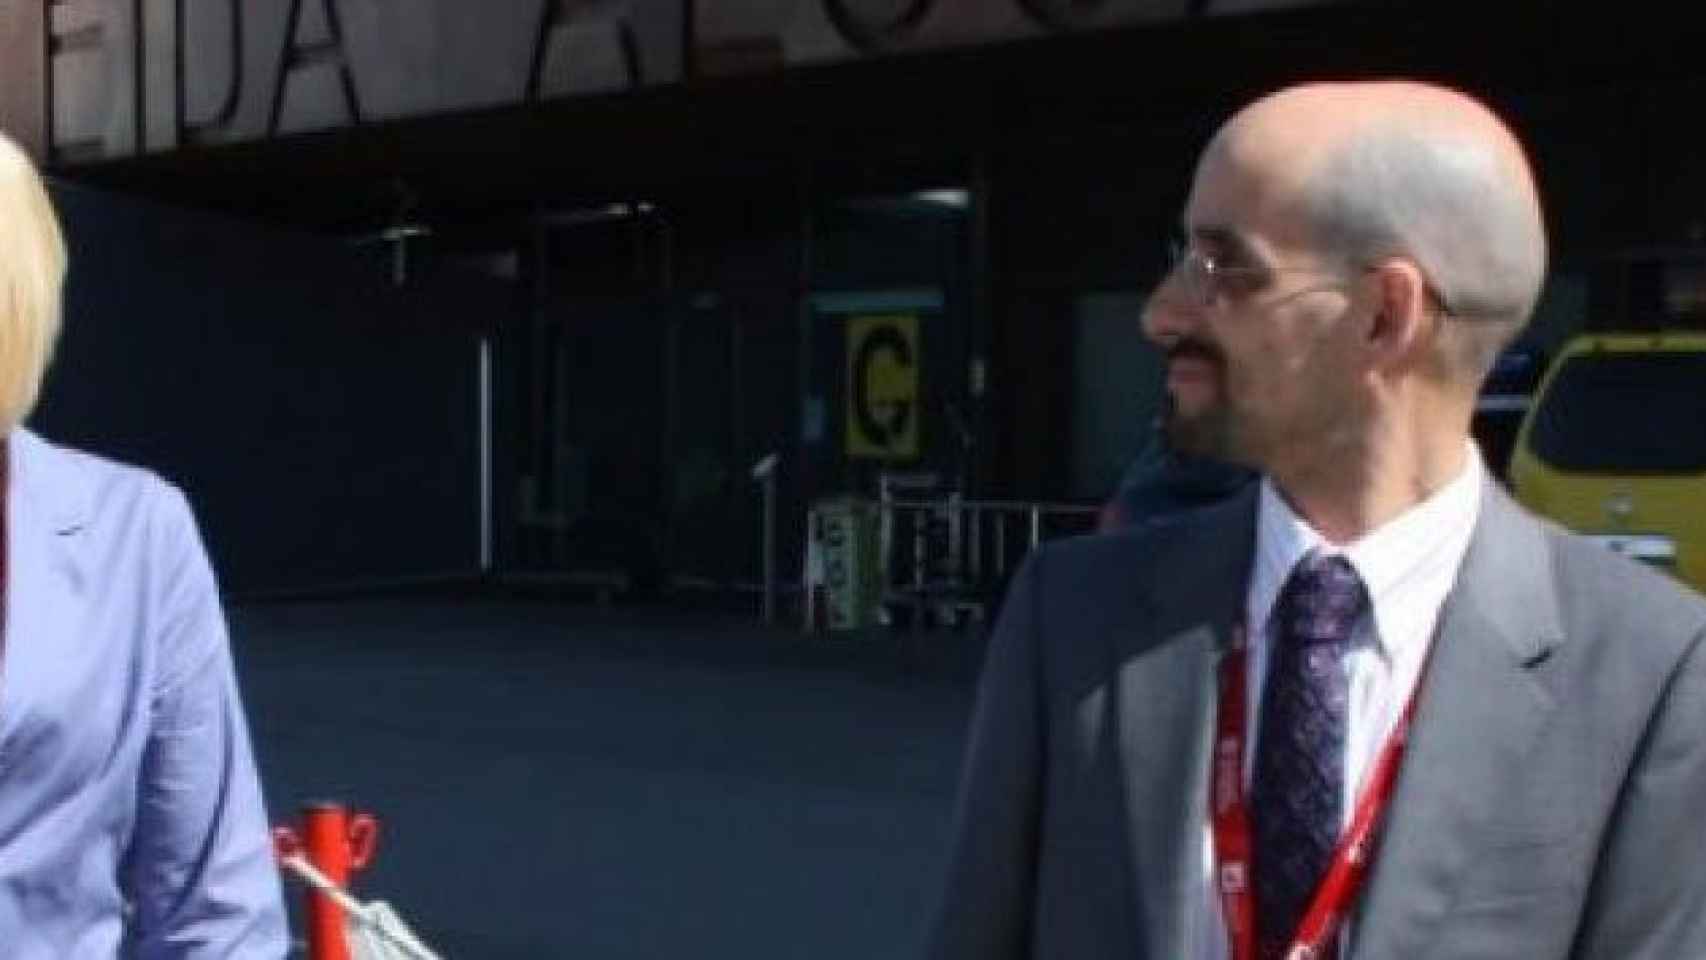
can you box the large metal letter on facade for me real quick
[176,0,244,145]
[268,0,361,135]
[47,0,142,163]
[821,0,937,51]
[526,0,644,100]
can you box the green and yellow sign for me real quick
[846,314,920,459]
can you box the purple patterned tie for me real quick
[1252,551,1369,960]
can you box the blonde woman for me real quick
[0,134,286,956]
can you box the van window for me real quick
[1529,351,1706,474]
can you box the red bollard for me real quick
[274,803,379,960]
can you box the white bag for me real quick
[279,855,444,960]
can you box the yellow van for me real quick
[1509,332,1706,594]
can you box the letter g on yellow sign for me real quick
[846,314,920,460]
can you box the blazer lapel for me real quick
[1350,481,1566,955]
[1,430,93,748]
[1112,492,1258,959]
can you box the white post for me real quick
[478,336,494,573]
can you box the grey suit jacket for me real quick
[926,479,1706,959]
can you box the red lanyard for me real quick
[1212,625,1421,960]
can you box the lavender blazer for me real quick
[2,429,287,957]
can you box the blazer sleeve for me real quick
[125,482,290,959]
[1571,626,1706,958]
[924,551,1047,960]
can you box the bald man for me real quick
[926,82,1706,960]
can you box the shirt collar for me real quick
[1248,442,1485,658]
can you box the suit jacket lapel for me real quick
[1112,491,1258,959]
[1350,481,1566,955]
[1,430,92,747]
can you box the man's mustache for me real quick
[1166,337,1225,369]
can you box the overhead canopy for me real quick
[3,0,1695,239]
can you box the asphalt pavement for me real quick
[231,600,982,959]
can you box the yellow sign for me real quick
[846,314,920,459]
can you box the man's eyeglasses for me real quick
[1162,240,1459,316]
[1162,240,1345,308]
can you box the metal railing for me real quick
[877,495,1099,629]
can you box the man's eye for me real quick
[1211,264,1266,295]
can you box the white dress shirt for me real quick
[1189,443,1486,960]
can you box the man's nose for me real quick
[1141,284,1198,349]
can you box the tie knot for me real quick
[1274,551,1368,648]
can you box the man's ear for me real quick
[1364,259,1435,370]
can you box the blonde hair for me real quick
[0,132,66,435]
